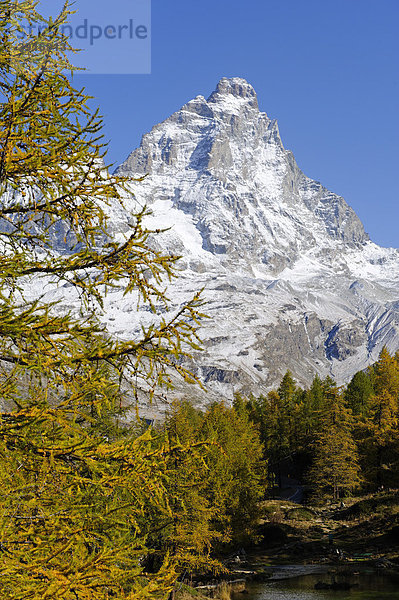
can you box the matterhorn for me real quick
[99,77,399,401]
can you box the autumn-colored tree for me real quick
[150,401,224,578]
[371,347,399,401]
[0,2,204,598]
[198,402,266,545]
[307,385,361,500]
[142,398,267,575]
[360,349,399,489]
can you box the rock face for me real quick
[117,77,368,270]
[88,78,399,400]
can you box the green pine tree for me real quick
[344,370,374,417]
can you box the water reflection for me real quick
[239,571,399,600]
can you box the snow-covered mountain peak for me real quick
[3,78,399,408]
[108,79,399,399]
[116,78,368,270]
[211,76,257,98]
[207,76,259,111]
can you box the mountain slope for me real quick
[116,77,368,268]
[105,77,399,400]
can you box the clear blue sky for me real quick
[48,0,399,247]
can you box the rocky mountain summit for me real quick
[116,77,368,271]
[108,77,399,401]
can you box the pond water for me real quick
[236,570,399,600]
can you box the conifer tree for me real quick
[309,374,324,411]
[371,346,399,402]
[151,401,224,578]
[0,2,204,598]
[360,349,399,488]
[307,386,361,500]
[260,390,289,487]
[301,375,325,437]
[199,402,266,544]
[276,371,301,463]
[344,370,374,417]
[277,370,296,405]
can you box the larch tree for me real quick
[158,402,225,577]
[361,349,399,488]
[198,401,266,545]
[372,347,399,400]
[0,2,205,598]
[277,370,300,451]
[307,385,361,500]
